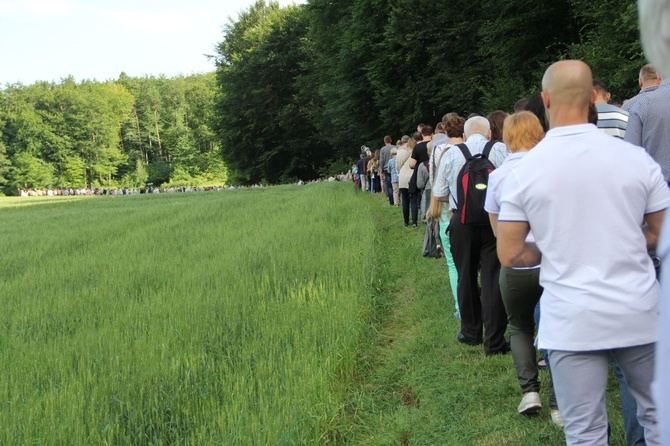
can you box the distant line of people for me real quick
[16,185,262,197]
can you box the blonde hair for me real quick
[408,139,417,150]
[502,111,545,152]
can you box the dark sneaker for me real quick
[457,331,482,346]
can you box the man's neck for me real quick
[641,82,661,89]
[548,106,589,129]
[466,133,487,141]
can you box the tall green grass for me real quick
[0,184,375,444]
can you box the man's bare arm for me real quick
[643,210,666,250]
[489,213,499,238]
[496,221,540,268]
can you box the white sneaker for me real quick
[551,409,564,427]
[518,392,542,414]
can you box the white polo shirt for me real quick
[485,152,529,216]
[499,123,670,351]
[485,151,539,269]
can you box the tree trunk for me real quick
[153,107,163,159]
[132,106,147,164]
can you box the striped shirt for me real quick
[624,80,670,182]
[595,103,628,139]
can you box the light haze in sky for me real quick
[0,0,306,85]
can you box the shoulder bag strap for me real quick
[482,140,497,158]
[456,143,472,160]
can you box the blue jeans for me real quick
[534,303,548,363]
[611,354,646,446]
[384,174,393,205]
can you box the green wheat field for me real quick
[0,183,627,445]
[0,184,375,445]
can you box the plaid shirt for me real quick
[624,80,670,182]
[388,157,399,183]
[432,134,509,210]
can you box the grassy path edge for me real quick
[330,191,623,445]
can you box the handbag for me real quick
[422,217,442,258]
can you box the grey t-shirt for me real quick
[380,145,395,172]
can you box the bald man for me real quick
[497,60,669,446]
[621,64,662,112]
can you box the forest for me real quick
[0,0,645,193]
[0,73,223,195]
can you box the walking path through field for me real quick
[335,190,626,445]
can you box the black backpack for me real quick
[454,141,496,225]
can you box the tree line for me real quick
[0,73,224,195]
[214,0,644,184]
[0,0,644,192]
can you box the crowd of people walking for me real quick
[16,184,265,198]
[353,60,670,446]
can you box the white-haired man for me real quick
[433,116,509,355]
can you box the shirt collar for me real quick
[465,133,488,143]
[545,123,598,138]
[506,151,529,161]
[640,85,659,93]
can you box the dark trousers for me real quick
[399,189,418,225]
[385,174,393,205]
[409,191,419,224]
[449,212,507,354]
[500,267,542,393]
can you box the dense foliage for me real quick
[0,73,225,195]
[214,0,644,182]
[0,0,645,190]
[215,3,328,184]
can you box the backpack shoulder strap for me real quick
[482,140,497,159]
[432,143,448,174]
[456,143,472,161]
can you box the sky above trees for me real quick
[0,0,305,85]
